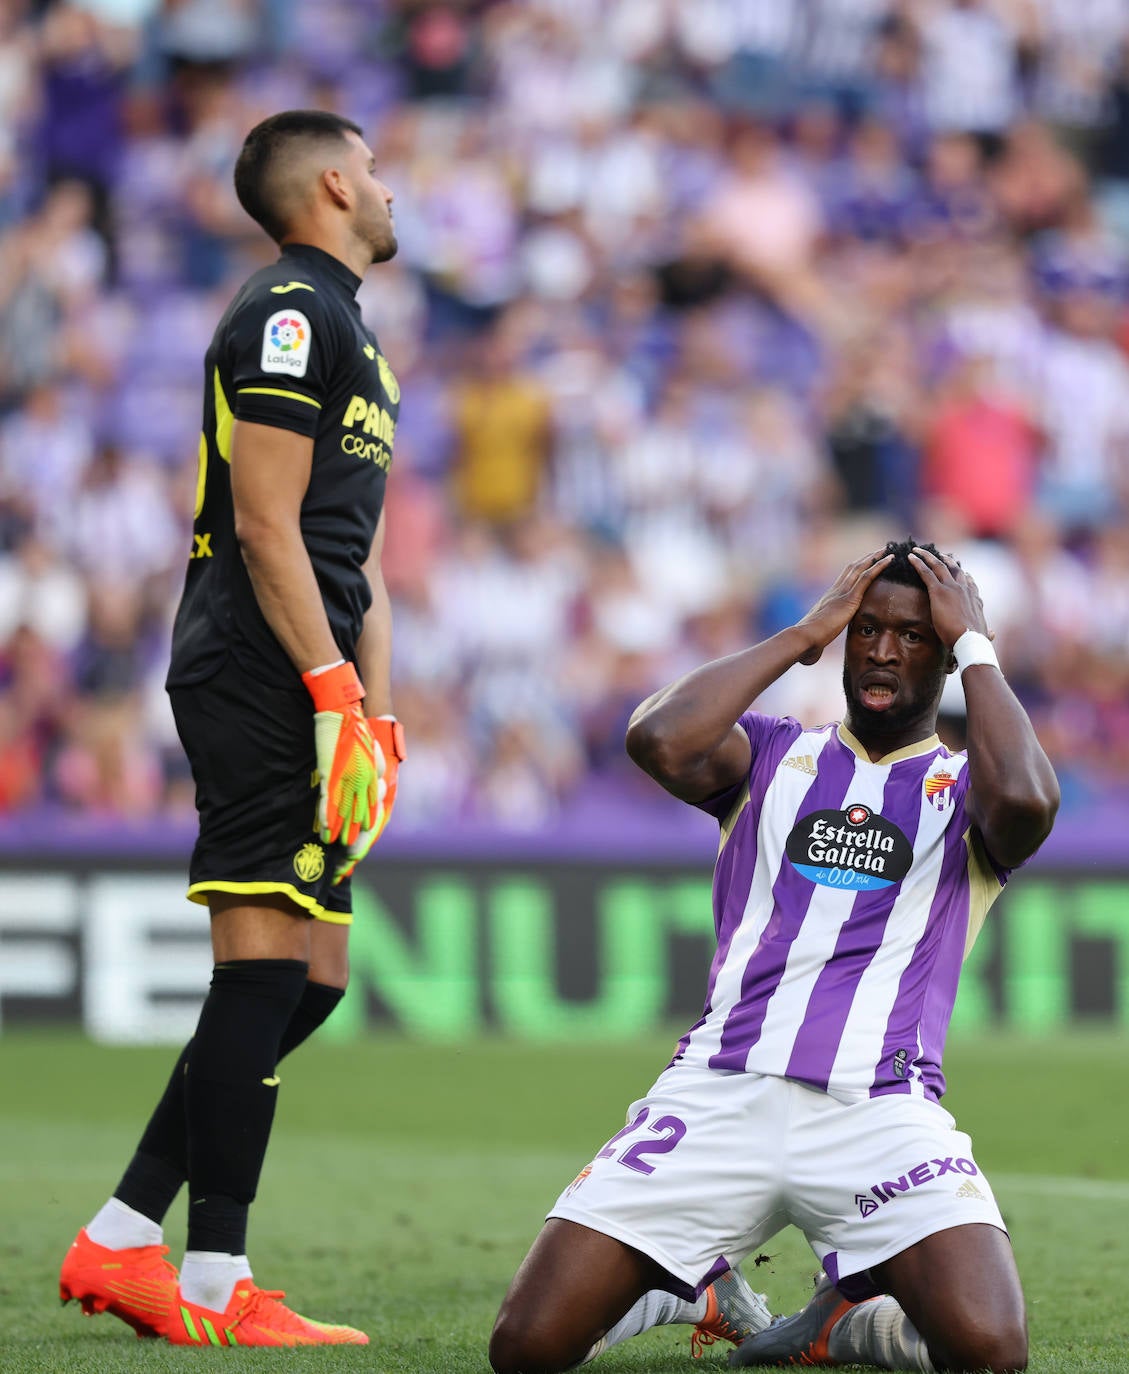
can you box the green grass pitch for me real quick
[1,1029,1127,1372]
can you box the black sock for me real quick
[114,1043,192,1223]
[113,978,345,1229]
[277,981,345,1059]
[184,959,308,1255]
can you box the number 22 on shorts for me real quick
[595,1107,687,1175]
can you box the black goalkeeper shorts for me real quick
[169,653,353,924]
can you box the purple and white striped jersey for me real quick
[674,712,1007,1103]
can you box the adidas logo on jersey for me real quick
[783,753,817,776]
[955,1180,984,1200]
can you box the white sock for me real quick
[829,1295,935,1371]
[580,1288,704,1362]
[86,1197,163,1250]
[179,1252,253,1311]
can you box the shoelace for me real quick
[231,1287,296,1328]
[690,1313,740,1359]
[245,1287,356,1335]
[690,1327,716,1358]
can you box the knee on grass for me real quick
[489,1313,594,1374]
[930,1320,1028,1373]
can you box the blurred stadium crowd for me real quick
[2,0,1129,829]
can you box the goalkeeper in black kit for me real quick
[59,110,406,1347]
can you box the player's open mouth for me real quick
[859,677,897,710]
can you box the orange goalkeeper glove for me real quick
[302,661,383,848]
[332,715,405,885]
[368,716,405,839]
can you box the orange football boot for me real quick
[163,1280,369,1347]
[59,1227,178,1337]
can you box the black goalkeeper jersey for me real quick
[167,242,399,690]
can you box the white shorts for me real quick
[549,1065,1005,1298]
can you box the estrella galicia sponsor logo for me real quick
[785,804,912,891]
[856,1156,980,1216]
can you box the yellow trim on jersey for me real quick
[718,780,751,854]
[194,432,207,519]
[963,827,1004,958]
[237,387,322,408]
[185,880,352,926]
[213,367,233,464]
[837,725,942,766]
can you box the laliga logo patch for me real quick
[261,309,311,377]
[270,316,305,351]
[785,803,912,891]
[925,769,956,813]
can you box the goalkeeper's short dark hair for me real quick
[234,110,362,242]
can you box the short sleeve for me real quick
[226,288,336,438]
[693,710,792,820]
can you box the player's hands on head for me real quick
[302,661,384,848]
[794,549,894,665]
[907,546,991,649]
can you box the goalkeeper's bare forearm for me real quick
[355,508,393,715]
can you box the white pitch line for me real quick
[995,1173,1129,1202]
[1,1157,1127,1201]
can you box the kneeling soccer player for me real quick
[490,540,1057,1373]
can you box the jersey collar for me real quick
[836,723,942,765]
[280,242,363,297]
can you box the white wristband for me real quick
[952,630,999,675]
[306,658,346,677]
